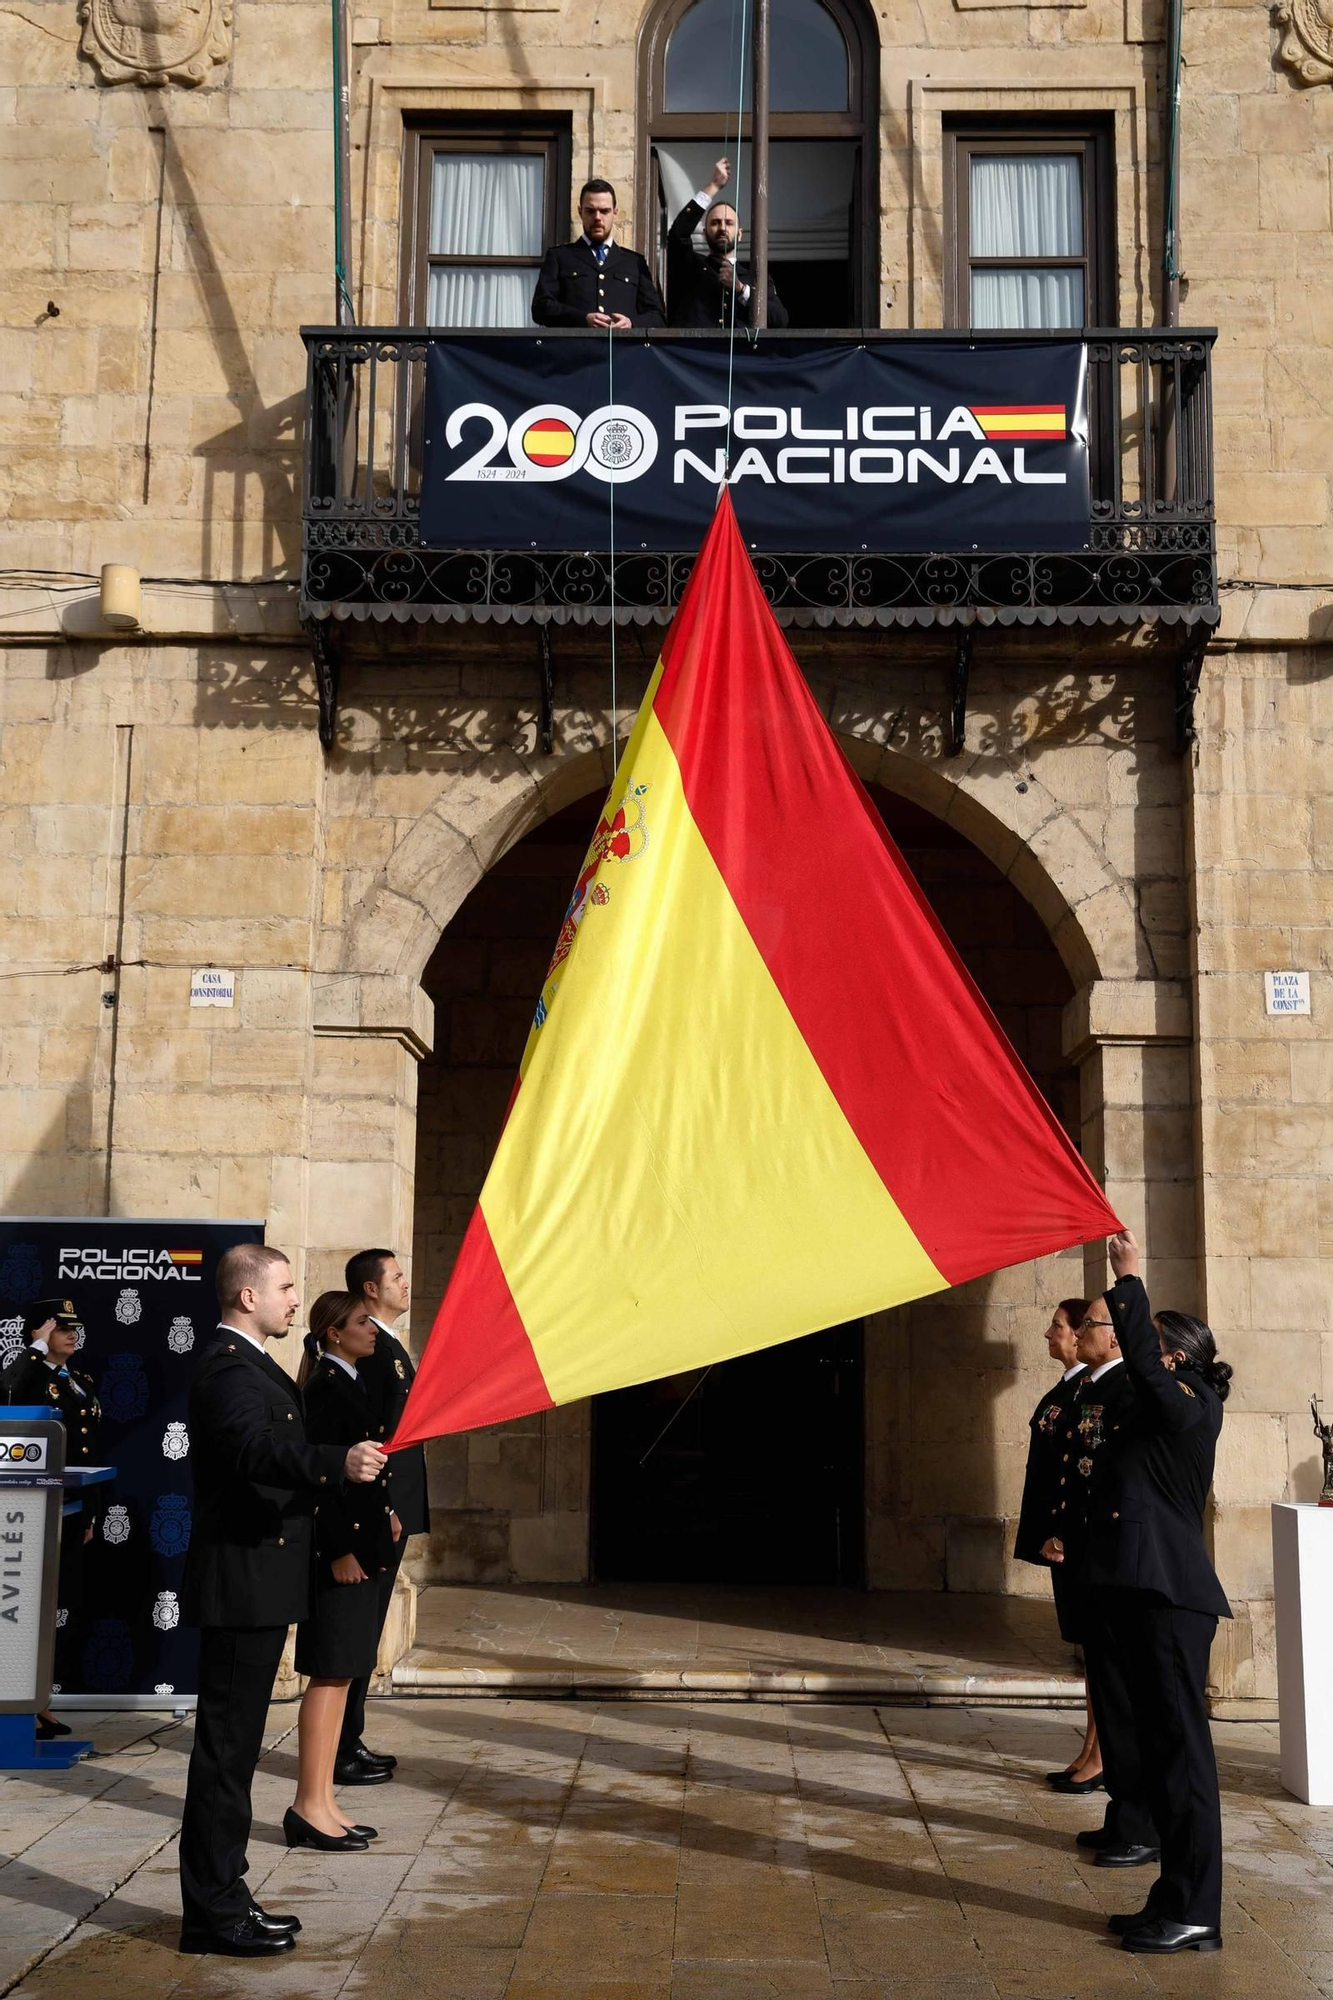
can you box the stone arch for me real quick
[338,728,1138,993]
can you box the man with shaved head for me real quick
[177,1242,388,1959]
[667,156,788,330]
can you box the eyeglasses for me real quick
[1079,1316,1114,1331]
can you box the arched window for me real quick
[638,0,878,328]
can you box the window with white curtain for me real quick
[946,124,1113,331]
[406,125,569,328]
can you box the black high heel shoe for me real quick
[1048,1771,1105,1795]
[283,1807,368,1853]
[341,1824,379,1840]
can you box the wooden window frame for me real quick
[636,0,879,327]
[943,118,1116,330]
[400,115,573,327]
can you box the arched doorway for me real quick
[409,778,1079,1588]
[637,0,880,325]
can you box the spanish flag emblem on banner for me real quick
[393,491,1119,1446]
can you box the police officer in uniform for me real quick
[1013,1296,1099,1791]
[7,1299,104,1736]
[333,1247,428,1786]
[531,179,666,330]
[667,157,788,329]
[1084,1230,1232,1956]
[1038,1293,1137,1848]
[178,1244,386,1959]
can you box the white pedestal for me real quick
[1272,1502,1333,1804]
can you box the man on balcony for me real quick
[532,179,665,330]
[667,158,788,331]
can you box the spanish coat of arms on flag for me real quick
[392,490,1120,1448]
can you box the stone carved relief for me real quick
[1277,0,1333,84]
[79,0,233,85]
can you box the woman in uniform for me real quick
[1014,1296,1103,1794]
[1090,1230,1233,1955]
[286,1291,395,1853]
[8,1300,103,1738]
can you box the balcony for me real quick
[300,327,1218,749]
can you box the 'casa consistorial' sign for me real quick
[79,0,233,85]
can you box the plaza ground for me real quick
[3,1687,1330,2000]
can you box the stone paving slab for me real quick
[2,1698,1330,2000]
[395,1587,1087,1702]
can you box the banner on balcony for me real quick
[420,336,1089,554]
[0,1217,263,1703]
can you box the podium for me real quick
[1272,1502,1333,1805]
[0,1411,114,1772]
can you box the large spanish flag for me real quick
[393,491,1119,1447]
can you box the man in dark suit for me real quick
[667,156,788,330]
[531,178,665,330]
[178,1243,386,1959]
[334,1247,430,1785]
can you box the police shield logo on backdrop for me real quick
[421,337,1090,555]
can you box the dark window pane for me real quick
[665,0,850,112]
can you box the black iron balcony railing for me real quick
[299,326,1218,748]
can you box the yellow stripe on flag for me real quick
[482,706,946,1405]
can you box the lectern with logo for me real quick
[0,1414,112,1769]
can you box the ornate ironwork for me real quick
[301,326,1217,623]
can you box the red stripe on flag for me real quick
[389,1206,553,1445]
[654,493,1118,1285]
[969,405,1065,415]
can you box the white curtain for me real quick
[971,269,1085,330]
[427,266,533,329]
[970,155,1082,258]
[430,153,544,257]
[655,139,854,260]
[968,153,1084,328]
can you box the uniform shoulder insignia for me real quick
[1178,1381,1195,1397]
[225,1343,236,1353]
[394,1358,406,1380]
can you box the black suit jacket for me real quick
[303,1359,396,1579]
[666,199,789,329]
[358,1321,430,1537]
[531,240,665,328]
[7,1353,102,1464]
[1048,1359,1139,1572]
[181,1335,346,1630]
[1014,1367,1085,1565]
[1084,1275,1232,1619]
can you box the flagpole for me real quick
[750,0,770,331]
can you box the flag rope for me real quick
[607,316,617,758]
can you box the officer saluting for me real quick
[5,1299,103,1739]
[333,1247,428,1786]
[178,1244,387,1960]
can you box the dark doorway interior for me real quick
[592,1322,865,1585]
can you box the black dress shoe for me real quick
[36,1716,73,1740]
[1093,1844,1161,1868]
[249,1903,302,1935]
[1045,1767,1077,1786]
[352,1739,397,1770]
[180,1913,297,1958]
[1121,1919,1222,1954]
[283,1807,369,1853]
[1107,1907,1155,1935]
[341,1824,379,1840]
[333,1753,392,1786]
[1048,1772,1105,1795]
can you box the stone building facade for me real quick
[2,0,1331,1703]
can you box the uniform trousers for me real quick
[179,1624,288,1932]
[338,1538,403,1755]
[1086,1590,1222,1927]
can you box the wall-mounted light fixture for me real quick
[99,564,142,630]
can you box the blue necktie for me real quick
[594,244,607,266]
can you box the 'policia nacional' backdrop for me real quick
[0,1218,262,1702]
[421,336,1090,555]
